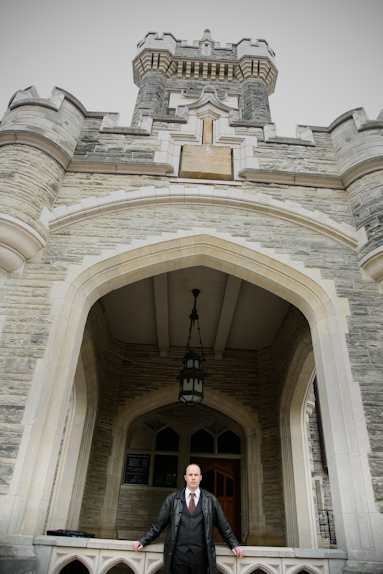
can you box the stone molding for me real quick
[0,129,72,169]
[66,158,174,176]
[47,185,357,249]
[0,213,46,273]
[359,245,383,290]
[153,102,259,179]
[341,156,383,188]
[239,168,344,189]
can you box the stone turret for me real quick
[131,30,277,126]
[0,86,86,274]
[329,108,383,289]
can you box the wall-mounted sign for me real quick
[124,453,150,485]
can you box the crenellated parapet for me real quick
[134,30,277,91]
[131,30,277,125]
[0,86,87,168]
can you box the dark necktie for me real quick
[189,492,195,515]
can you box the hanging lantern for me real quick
[177,289,206,406]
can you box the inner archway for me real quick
[72,262,322,547]
[118,402,246,541]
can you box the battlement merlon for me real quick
[133,30,278,95]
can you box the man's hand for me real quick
[133,541,143,552]
[232,546,243,558]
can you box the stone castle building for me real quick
[0,29,383,574]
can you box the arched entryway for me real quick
[46,261,334,547]
[6,231,373,560]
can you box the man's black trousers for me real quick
[171,548,208,574]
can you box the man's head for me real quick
[184,464,202,492]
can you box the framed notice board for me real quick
[124,453,150,485]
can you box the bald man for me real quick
[133,464,243,574]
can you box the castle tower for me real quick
[0,86,85,274]
[131,29,277,126]
[330,108,383,290]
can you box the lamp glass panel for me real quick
[195,381,203,392]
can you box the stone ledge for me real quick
[0,129,71,168]
[239,168,344,189]
[33,536,347,558]
[66,158,174,176]
[153,114,188,124]
[341,156,383,188]
[358,120,383,132]
[263,136,315,147]
[99,127,151,135]
[9,97,60,112]
[229,120,267,128]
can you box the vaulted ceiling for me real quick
[102,266,290,359]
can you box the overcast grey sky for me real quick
[1,0,382,136]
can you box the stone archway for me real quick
[46,334,99,532]
[3,231,374,559]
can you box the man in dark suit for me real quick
[133,463,243,574]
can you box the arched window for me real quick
[156,426,179,451]
[218,430,241,454]
[190,429,214,453]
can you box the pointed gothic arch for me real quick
[5,231,372,559]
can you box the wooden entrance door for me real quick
[190,457,240,541]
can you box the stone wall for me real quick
[117,485,176,541]
[347,170,383,260]
[2,178,383,512]
[79,339,260,532]
[79,301,120,527]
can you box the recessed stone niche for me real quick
[179,117,232,180]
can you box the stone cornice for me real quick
[47,186,357,250]
[239,168,344,189]
[0,130,71,169]
[9,98,60,112]
[341,156,383,188]
[66,158,174,176]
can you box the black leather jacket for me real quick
[139,488,240,574]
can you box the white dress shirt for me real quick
[185,487,200,509]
